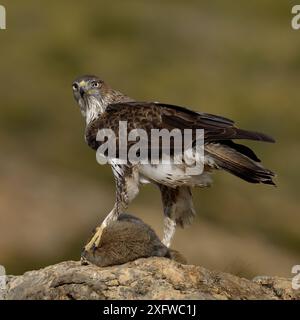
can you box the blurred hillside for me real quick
[0,0,299,277]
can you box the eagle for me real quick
[72,75,275,252]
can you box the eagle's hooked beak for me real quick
[79,87,85,98]
[78,80,87,98]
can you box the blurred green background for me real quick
[0,0,299,278]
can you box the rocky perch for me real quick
[3,258,300,300]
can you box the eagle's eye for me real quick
[72,83,79,91]
[91,81,100,88]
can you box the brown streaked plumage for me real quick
[72,75,276,252]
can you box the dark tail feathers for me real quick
[205,143,276,185]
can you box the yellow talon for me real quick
[84,224,105,251]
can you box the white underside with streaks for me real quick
[138,164,212,187]
[138,154,215,188]
[109,151,217,189]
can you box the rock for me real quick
[3,258,299,300]
[253,276,300,300]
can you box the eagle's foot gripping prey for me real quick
[84,225,105,252]
[80,213,187,267]
[81,225,105,265]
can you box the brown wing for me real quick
[86,101,275,149]
[157,102,275,142]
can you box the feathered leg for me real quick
[159,185,196,247]
[84,164,139,251]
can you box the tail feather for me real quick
[220,140,261,162]
[205,143,276,185]
[234,128,275,143]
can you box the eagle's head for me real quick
[72,75,113,124]
[72,75,133,124]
